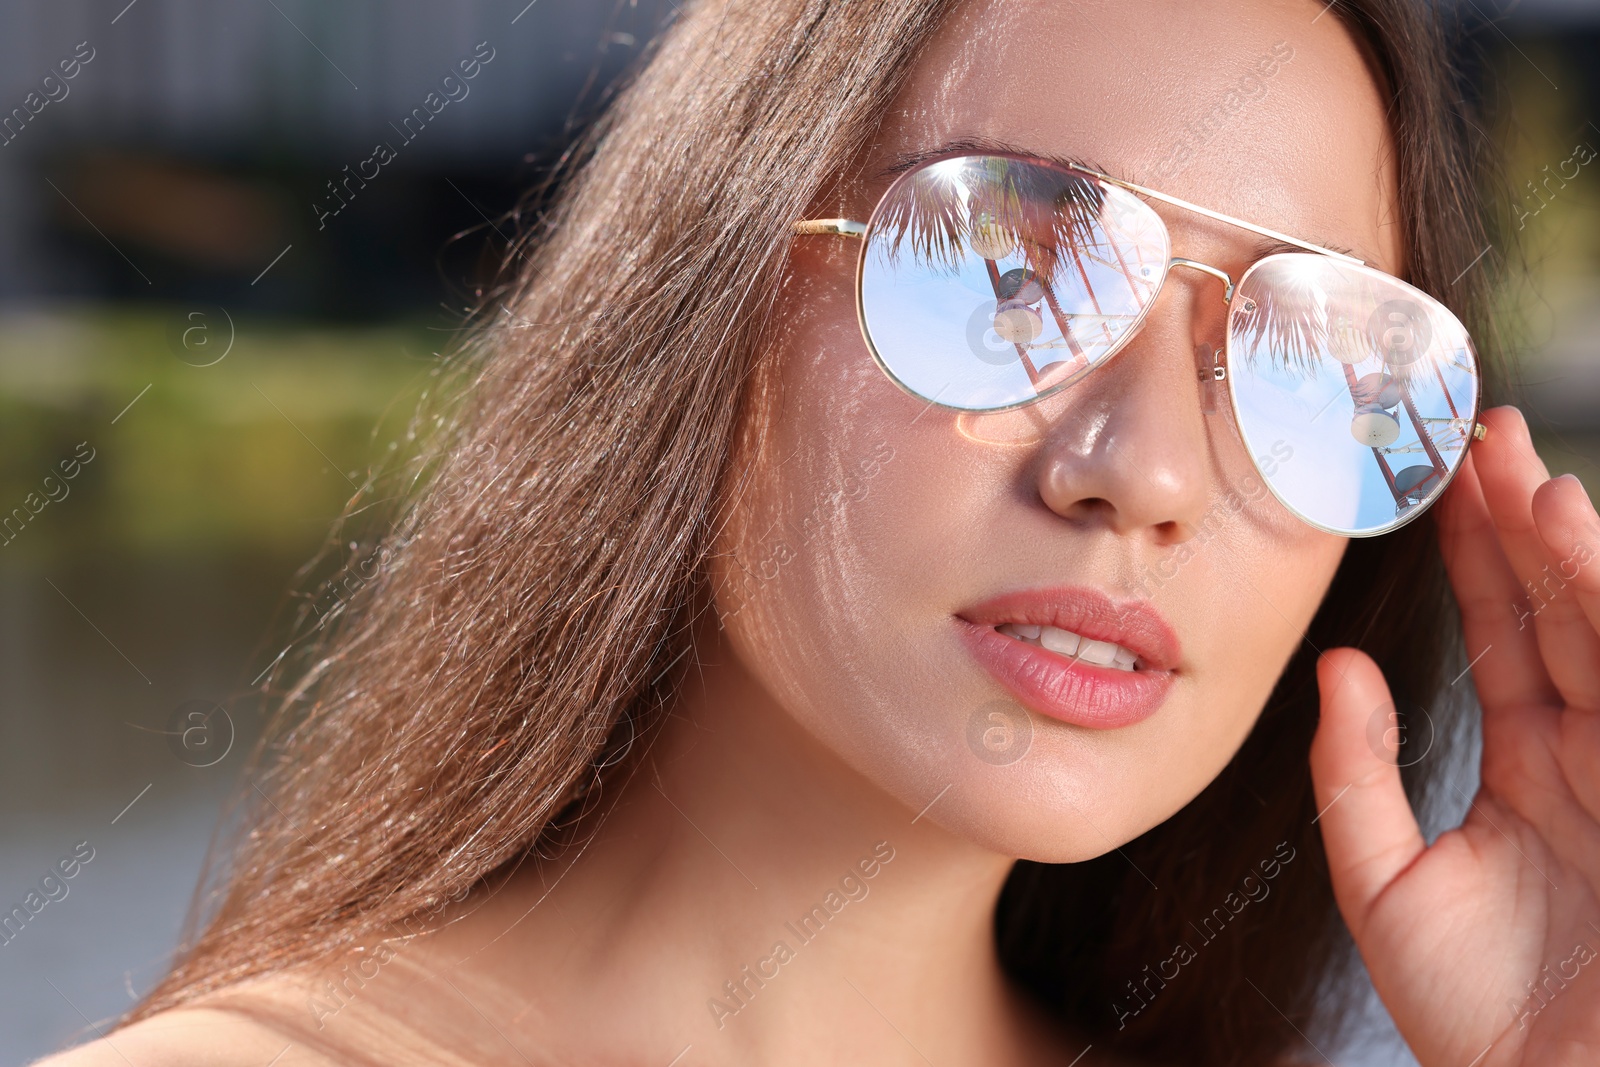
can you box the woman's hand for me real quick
[1311,405,1600,1067]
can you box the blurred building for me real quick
[0,0,672,314]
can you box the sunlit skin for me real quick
[40,1,1600,1065]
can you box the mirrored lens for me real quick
[1227,254,1480,536]
[858,155,1170,411]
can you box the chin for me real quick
[913,780,1176,864]
[875,703,1223,864]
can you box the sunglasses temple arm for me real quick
[792,219,867,237]
[1076,167,1365,266]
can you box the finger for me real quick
[1474,406,1600,708]
[1530,473,1600,711]
[1437,439,1561,710]
[1310,647,1426,936]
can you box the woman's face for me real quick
[710,0,1400,861]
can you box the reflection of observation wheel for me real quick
[1391,463,1443,517]
[1351,403,1401,446]
[966,191,1161,388]
[1336,342,1453,512]
[1378,417,1472,456]
[1022,313,1140,364]
[991,268,1046,346]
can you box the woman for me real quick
[42,0,1600,1064]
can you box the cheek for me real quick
[1122,490,1346,805]
[709,279,950,785]
[711,254,880,631]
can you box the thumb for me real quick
[1310,647,1427,938]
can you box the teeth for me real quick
[1039,627,1080,656]
[995,623,1140,671]
[1076,639,1120,667]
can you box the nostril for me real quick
[1154,518,1192,545]
[1061,496,1115,523]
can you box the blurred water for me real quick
[0,799,224,1064]
[0,556,275,1065]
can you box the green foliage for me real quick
[0,305,438,560]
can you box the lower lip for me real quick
[956,619,1175,729]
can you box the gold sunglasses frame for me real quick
[790,150,1489,536]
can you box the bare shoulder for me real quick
[30,1006,344,1067]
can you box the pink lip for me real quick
[956,586,1182,730]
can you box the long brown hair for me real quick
[132,1,1507,1063]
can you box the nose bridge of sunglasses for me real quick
[1167,258,1234,304]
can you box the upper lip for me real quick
[957,585,1182,673]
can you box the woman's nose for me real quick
[1031,295,1215,542]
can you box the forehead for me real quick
[862,0,1402,272]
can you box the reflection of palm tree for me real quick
[873,157,1154,383]
[1231,276,1329,378]
[1232,266,1389,379]
[874,157,1108,278]
[874,175,970,275]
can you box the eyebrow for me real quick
[878,136,1109,181]
[876,136,1364,264]
[1249,237,1361,261]
[876,136,1113,178]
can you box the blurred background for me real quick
[0,1,1595,1064]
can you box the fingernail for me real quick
[1493,404,1528,431]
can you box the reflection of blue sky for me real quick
[1232,337,1476,533]
[862,248,1034,408]
[851,164,1164,412]
[859,180,1160,410]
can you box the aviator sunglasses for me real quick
[792,152,1485,538]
